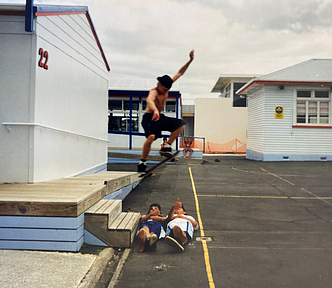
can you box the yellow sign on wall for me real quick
[275,106,284,119]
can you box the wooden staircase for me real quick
[84,199,140,248]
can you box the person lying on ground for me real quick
[137,203,166,252]
[165,198,198,252]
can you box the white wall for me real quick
[195,98,247,149]
[0,13,109,183]
[0,15,34,182]
[247,84,332,161]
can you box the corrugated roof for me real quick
[109,78,180,91]
[260,59,332,82]
[237,59,332,95]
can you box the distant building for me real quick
[0,4,110,182]
[182,105,194,137]
[237,59,332,161]
[195,75,260,154]
[108,79,182,150]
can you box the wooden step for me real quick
[108,212,141,247]
[84,199,140,248]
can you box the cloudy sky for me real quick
[3,0,332,104]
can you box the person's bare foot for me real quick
[137,228,146,252]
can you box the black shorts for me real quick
[142,113,186,140]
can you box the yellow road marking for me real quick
[189,167,215,288]
[197,194,332,200]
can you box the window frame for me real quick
[293,89,331,126]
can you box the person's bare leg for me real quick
[167,125,185,144]
[172,225,187,244]
[189,150,193,158]
[137,227,149,252]
[141,134,155,160]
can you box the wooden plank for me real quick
[103,200,121,214]
[106,230,131,247]
[85,199,109,214]
[124,213,140,230]
[0,201,78,217]
[96,200,117,214]
[108,213,126,230]
[116,213,133,230]
[0,171,137,217]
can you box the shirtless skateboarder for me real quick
[138,50,194,173]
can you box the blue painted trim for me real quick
[0,237,84,252]
[0,225,84,241]
[84,230,107,247]
[34,5,88,13]
[129,93,133,150]
[0,214,84,229]
[25,0,34,32]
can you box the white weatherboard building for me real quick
[0,4,110,183]
[237,59,332,161]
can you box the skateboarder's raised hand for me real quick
[172,50,194,83]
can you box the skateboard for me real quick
[139,150,180,178]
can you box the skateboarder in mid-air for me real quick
[138,50,195,173]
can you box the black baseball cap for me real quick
[157,75,173,89]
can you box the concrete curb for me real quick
[107,248,131,288]
[78,248,115,288]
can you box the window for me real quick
[296,90,330,125]
[165,101,176,112]
[109,100,122,111]
[233,82,247,107]
[108,113,139,132]
[124,100,139,111]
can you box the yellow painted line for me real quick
[197,194,332,200]
[189,167,215,288]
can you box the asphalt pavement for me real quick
[1,156,332,288]
[116,156,332,288]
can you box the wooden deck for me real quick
[0,171,140,217]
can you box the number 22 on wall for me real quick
[38,48,49,70]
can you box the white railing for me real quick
[2,122,109,143]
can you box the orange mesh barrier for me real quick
[179,137,246,154]
[204,138,246,154]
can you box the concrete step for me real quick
[84,199,140,248]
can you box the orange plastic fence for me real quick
[179,138,246,154]
[205,138,246,154]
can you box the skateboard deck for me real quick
[139,150,180,178]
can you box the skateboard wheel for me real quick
[150,174,156,178]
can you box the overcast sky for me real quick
[3,0,332,104]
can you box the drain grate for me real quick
[196,236,212,242]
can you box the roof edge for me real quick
[237,80,332,95]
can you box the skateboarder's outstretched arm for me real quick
[172,50,194,83]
